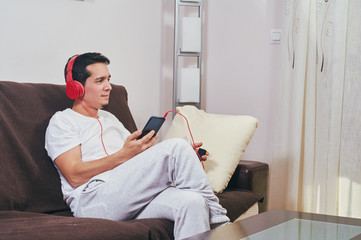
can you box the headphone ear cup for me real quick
[65,54,84,100]
[74,80,85,98]
[66,80,84,100]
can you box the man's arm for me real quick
[54,130,158,188]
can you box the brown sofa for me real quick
[0,81,269,240]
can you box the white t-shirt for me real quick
[45,108,131,209]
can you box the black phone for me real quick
[137,116,165,140]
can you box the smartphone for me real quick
[137,116,165,140]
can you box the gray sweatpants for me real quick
[74,138,229,240]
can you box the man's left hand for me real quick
[193,142,209,161]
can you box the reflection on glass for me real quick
[239,218,361,240]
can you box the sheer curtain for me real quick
[269,0,361,218]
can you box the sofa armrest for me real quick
[226,160,269,213]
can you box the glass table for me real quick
[185,210,361,240]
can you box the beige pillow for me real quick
[163,105,258,194]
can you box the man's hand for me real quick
[193,142,209,161]
[120,130,159,160]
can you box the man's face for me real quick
[82,62,112,110]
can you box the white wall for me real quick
[203,0,282,163]
[0,0,173,129]
[0,0,282,165]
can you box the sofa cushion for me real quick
[163,105,258,193]
[0,211,173,240]
[0,81,137,214]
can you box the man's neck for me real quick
[72,100,99,118]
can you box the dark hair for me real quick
[64,52,110,85]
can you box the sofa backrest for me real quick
[0,81,137,214]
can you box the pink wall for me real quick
[203,0,283,164]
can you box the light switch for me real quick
[270,29,281,44]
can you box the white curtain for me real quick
[270,0,361,218]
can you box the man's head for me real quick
[64,52,110,86]
[65,52,112,111]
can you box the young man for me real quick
[45,52,229,240]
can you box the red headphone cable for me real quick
[163,110,205,169]
[79,101,109,156]
[78,103,204,168]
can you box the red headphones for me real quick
[66,55,85,100]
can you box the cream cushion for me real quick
[163,105,258,194]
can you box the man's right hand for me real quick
[120,130,159,160]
